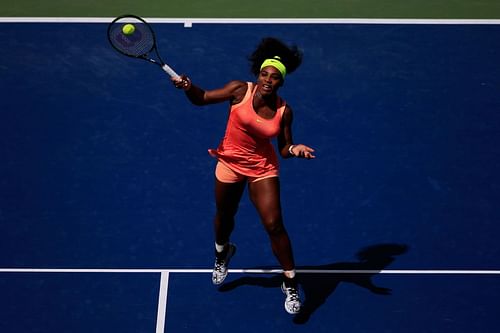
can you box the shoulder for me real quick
[280,104,293,125]
[283,104,293,117]
[228,80,250,104]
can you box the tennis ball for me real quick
[122,23,136,35]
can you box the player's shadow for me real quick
[218,243,409,324]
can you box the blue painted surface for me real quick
[1,22,500,332]
[166,273,500,332]
[0,273,159,333]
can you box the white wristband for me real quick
[288,144,295,156]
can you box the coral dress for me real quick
[209,82,286,177]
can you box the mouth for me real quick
[261,84,273,92]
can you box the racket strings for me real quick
[108,20,155,57]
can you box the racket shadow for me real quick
[218,243,409,324]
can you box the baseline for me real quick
[1,17,500,26]
[1,268,500,274]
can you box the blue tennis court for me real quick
[1,20,500,332]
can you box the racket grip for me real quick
[162,64,180,79]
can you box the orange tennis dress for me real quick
[209,82,286,178]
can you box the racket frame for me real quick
[107,14,179,79]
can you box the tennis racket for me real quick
[107,14,180,79]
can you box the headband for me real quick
[260,56,287,79]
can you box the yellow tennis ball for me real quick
[122,23,136,35]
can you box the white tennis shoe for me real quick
[212,243,236,285]
[281,282,302,314]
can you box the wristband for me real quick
[288,144,295,156]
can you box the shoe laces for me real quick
[214,258,226,272]
[284,286,300,302]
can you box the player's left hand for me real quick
[291,144,316,159]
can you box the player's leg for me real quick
[248,177,294,269]
[248,177,301,314]
[212,163,246,285]
[213,178,245,247]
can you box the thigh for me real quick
[214,178,246,216]
[248,177,282,221]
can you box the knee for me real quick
[216,210,237,224]
[216,203,239,220]
[263,218,286,237]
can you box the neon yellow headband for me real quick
[260,56,287,79]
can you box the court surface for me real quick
[1,20,500,332]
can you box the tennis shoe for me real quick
[281,282,302,314]
[212,243,236,285]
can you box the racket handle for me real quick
[162,64,180,79]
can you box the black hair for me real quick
[248,37,303,77]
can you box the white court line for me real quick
[1,267,498,333]
[1,268,500,274]
[156,272,169,333]
[0,17,500,25]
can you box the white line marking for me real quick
[1,268,500,274]
[0,17,500,25]
[156,272,169,333]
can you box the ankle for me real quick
[215,242,230,259]
[215,242,227,253]
[283,269,296,279]
[283,275,298,288]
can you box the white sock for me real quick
[283,269,296,279]
[215,242,226,253]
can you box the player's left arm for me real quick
[278,105,316,159]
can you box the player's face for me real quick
[257,66,283,95]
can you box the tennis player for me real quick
[173,37,315,314]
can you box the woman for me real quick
[173,37,315,314]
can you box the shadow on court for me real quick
[218,243,409,324]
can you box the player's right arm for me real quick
[173,76,247,106]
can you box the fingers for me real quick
[292,144,316,159]
[172,75,191,90]
[303,149,316,159]
[302,146,316,159]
